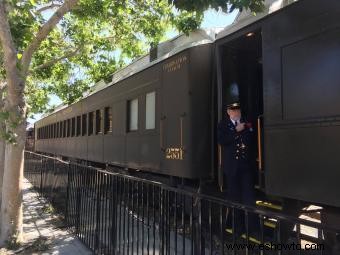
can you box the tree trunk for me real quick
[0,90,5,208]
[0,121,25,245]
[0,130,4,208]
[0,82,26,245]
[0,0,78,245]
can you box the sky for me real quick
[28,8,238,124]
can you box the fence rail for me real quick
[24,151,339,255]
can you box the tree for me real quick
[0,0,264,246]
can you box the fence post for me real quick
[65,163,70,226]
[39,155,43,195]
[194,198,202,255]
[111,175,117,253]
[75,166,81,235]
[95,171,101,252]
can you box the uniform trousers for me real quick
[225,160,257,236]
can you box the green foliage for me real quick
[4,234,21,250]
[26,79,49,116]
[170,11,203,35]
[2,0,263,120]
[170,0,265,13]
[49,78,90,105]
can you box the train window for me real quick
[82,114,87,136]
[76,116,81,136]
[145,91,156,130]
[59,122,62,138]
[128,98,138,132]
[104,107,112,134]
[63,120,67,137]
[67,119,71,137]
[53,124,56,138]
[71,118,75,137]
[95,110,102,135]
[88,112,94,135]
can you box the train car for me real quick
[215,0,340,212]
[35,29,215,179]
[34,0,340,231]
[214,0,340,237]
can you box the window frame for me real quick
[76,116,81,136]
[127,98,139,132]
[104,107,113,134]
[88,112,94,135]
[71,117,75,137]
[82,114,87,136]
[145,91,156,130]
[95,109,102,135]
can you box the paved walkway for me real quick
[1,179,93,255]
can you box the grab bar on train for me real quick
[160,116,166,151]
[257,115,263,171]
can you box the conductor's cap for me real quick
[226,102,240,110]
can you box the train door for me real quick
[216,29,264,190]
[160,52,191,178]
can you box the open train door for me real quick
[215,28,264,191]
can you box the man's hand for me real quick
[235,122,245,132]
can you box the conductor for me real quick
[217,102,256,235]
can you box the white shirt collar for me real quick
[230,118,236,125]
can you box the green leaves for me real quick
[170,0,265,13]
[3,0,263,121]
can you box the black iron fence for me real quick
[24,151,339,255]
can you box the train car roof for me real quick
[216,0,298,40]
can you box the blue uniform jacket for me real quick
[217,117,255,177]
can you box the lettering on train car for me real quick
[163,55,187,73]
[165,147,184,160]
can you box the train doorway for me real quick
[216,29,264,189]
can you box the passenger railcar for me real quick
[34,0,340,227]
[35,37,214,179]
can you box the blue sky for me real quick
[28,8,238,124]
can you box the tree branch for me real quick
[32,47,81,71]
[0,0,23,103]
[21,0,79,79]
